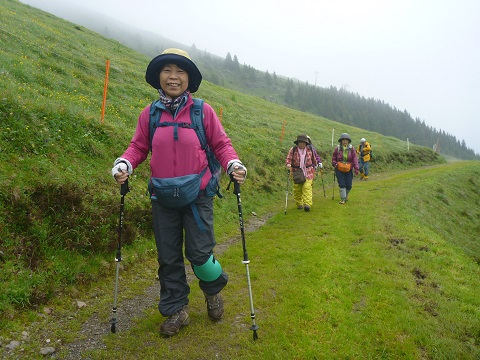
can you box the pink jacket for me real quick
[285,146,317,180]
[120,96,239,191]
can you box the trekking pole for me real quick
[227,176,259,340]
[321,170,326,198]
[110,180,129,334]
[285,170,290,215]
[332,172,336,200]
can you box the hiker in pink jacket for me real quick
[285,134,318,211]
[111,48,247,337]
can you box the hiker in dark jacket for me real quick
[332,133,359,204]
[286,134,318,211]
[111,48,247,337]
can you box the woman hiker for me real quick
[331,133,359,204]
[357,137,372,180]
[111,48,247,337]
[285,134,318,211]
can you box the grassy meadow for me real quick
[1,162,479,359]
[1,1,478,358]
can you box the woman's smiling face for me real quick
[159,63,189,99]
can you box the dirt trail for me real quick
[60,213,273,359]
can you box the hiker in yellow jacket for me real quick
[357,138,372,180]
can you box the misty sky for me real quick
[20,0,480,154]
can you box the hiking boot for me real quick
[297,205,303,210]
[204,292,224,321]
[160,306,190,336]
[339,199,346,205]
[304,205,311,212]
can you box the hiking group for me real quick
[286,132,373,207]
[110,47,374,338]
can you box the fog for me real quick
[20,0,480,154]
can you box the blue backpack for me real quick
[148,98,223,230]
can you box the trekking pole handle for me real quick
[227,174,240,195]
[233,177,240,195]
[120,179,130,196]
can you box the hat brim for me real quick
[338,138,351,143]
[145,54,202,93]
[294,139,308,145]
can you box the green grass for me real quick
[1,1,478,359]
[144,163,478,359]
[3,162,478,359]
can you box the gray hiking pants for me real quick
[152,196,228,317]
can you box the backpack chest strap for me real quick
[155,121,193,141]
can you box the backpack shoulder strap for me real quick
[307,144,317,165]
[190,98,223,200]
[190,98,206,149]
[291,146,300,168]
[149,100,161,151]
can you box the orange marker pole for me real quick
[280,120,286,143]
[219,108,223,123]
[101,59,110,123]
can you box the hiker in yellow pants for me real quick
[293,179,313,210]
[285,134,318,212]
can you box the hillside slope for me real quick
[17,0,479,160]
